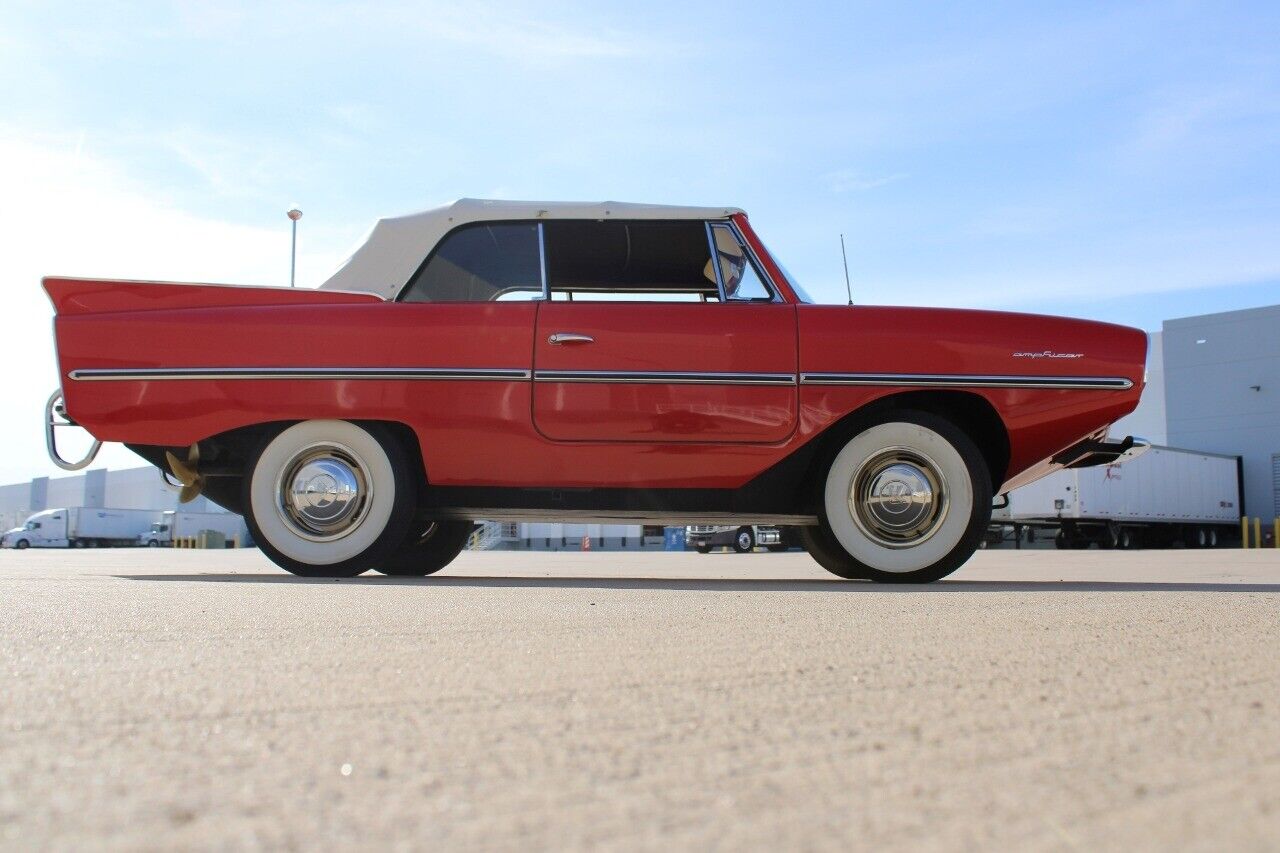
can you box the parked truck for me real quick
[1,507,161,549]
[1001,446,1242,549]
[140,510,246,547]
[686,525,793,554]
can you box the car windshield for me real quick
[762,244,814,303]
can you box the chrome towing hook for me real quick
[45,389,102,471]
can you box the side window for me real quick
[543,221,719,302]
[709,223,774,301]
[402,223,541,303]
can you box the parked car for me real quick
[42,198,1147,581]
[687,525,797,553]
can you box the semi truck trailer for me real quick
[1,507,161,549]
[140,510,246,547]
[1001,446,1242,549]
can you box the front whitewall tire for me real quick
[824,422,973,574]
[802,411,993,583]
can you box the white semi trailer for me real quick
[1002,446,1242,549]
[1,507,161,549]
[140,510,246,547]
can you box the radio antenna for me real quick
[839,234,853,305]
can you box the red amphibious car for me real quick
[43,199,1148,581]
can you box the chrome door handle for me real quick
[548,332,595,345]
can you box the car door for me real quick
[532,219,797,443]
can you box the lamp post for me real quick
[287,207,303,287]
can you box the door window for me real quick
[708,223,774,301]
[402,223,542,302]
[543,220,719,302]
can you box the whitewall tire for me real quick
[800,411,992,583]
[375,520,474,577]
[243,421,417,577]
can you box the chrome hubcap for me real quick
[276,443,372,541]
[848,447,948,548]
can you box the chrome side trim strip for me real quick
[534,370,796,386]
[799,372,1133,391]
[68,367,532,382]
[67,367,1129,390]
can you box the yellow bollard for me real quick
[1255,518,1263,550]
[1241,516,1250,548]
[1274,518,1279,549]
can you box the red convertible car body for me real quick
[43,199,1147,581]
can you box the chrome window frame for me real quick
[709,221,782,303]
[537,222,549,300]
[541,219,726,304]
[704,221,728,302]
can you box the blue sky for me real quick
[0,0,1277,481]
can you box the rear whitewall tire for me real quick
[802,411,992,583]
[244,421,417,577]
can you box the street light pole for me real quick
[287,207,303,287]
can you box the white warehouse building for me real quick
[1161,304,1280,521]
[0,466,231,533]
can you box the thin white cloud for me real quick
[148,1,652,63]
[824,170,908,193]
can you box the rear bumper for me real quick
[1052,435,1150,469]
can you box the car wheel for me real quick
[800,411,992,584]
[147,539,161,548]
[1208,528,1218,548]
[732,527,755,553]
[15,539,28,550]
[242,420,418,577]
[375,521,473,576]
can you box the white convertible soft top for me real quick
[319,198,744,299]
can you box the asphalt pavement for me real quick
[2,546,1278,850]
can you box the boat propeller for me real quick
[165,444,203,504]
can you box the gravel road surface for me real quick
[2,547,1278,850]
